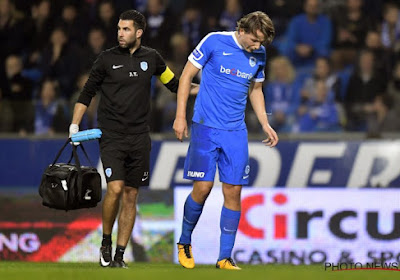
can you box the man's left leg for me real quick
[112,186,139,268]
[216,183,242,270]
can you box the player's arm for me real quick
[173,61,200,141]
[70,53,105,135]
[157,64,199,95]
[248,81,279,147]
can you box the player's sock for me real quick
[179,194,204,244]
[101,234,112,246]
[218,206,241,261]
[114,245,125,260]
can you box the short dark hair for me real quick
[119,10,146,32]
[237,11,275,46]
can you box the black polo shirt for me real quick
[78,45,178,134]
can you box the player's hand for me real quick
[173,117,188,142]
[69,123,80,146]
[262,124,278,148]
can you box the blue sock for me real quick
[179,194,204,244]
[219,206,241,261]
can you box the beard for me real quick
[119,37,137,49]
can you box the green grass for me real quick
[0,262,399,280]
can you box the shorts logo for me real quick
[105,168,112,178]
[249,56,257,67]
[187,171,205,178]
[141,171,149,182]
[243,165,250,179]
[192,49,203,61]
[140,61,148,71]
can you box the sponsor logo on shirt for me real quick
[220,65,253,80]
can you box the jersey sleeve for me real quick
[77,52,106,106]
[188,32,216,69]
[154,51,179,93]
[253,51,266,83]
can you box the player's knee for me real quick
[123,187,139,202]
[107,181,124,196]
[223,186,242,201]
[192,184,212,203]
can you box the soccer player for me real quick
[173,11,279,270]
[69,10,197,268]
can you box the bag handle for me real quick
[66,143,94,167]
[51,139,70,165]
[52,139,94,167]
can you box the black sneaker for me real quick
[99,245,112,267]
[111,259,128,268]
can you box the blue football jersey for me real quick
[189,31,266,130]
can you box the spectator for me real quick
[0,0,25,57]
[0,0,26,91]
[181,5,206,50]
[345,49,386,131]
[367,94,400,136]
[218,0,242,31]
[2,55,34,135]
[264,56,298,132]
[57,3,87,47]
[26,0,54,64]
[365,29,393,79]
[39,27,80,100]
[169,33,191,69]
[93,0,118,48]
[296,80,341,132]
[331,0,375,67]
[80,27,106,72]
[34,79,68,135]
[282,0,332,71]
[263,0,303,38]
[301,57,341,104]
[386,61,400,116]
[142,0,176,58]
[381,2,400,51]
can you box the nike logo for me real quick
[141,176,148,181]
[112,64,124,69]
[243,175,249,179]
[100,255,110,267]
[223,52,233,56]
[223,227,237,233]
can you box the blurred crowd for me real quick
[1,0,400,137]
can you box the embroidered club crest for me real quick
[140,61,148,71]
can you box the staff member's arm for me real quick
[248,81,279,147]
[70,53,106,136]
[173,61,200,141]
[155,51,199,96]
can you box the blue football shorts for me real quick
[183,122,250,185]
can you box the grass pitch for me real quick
[0,262,399,280]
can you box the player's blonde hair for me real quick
[237,11,275,46]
